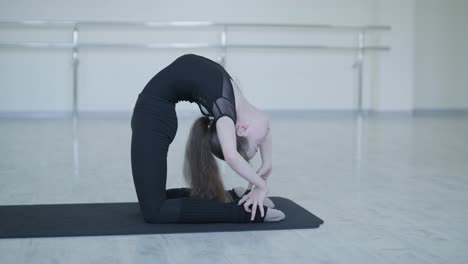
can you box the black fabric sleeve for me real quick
[212,97,236,125]
[212,74,237,126]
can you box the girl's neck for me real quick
[232,80,257,125]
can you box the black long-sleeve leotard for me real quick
[130,53,267,223]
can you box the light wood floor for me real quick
[1,115,467,263]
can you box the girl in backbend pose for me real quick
[130,53,285,223]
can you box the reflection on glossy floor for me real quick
[1,115,467,263]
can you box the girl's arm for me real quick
[258,127,272,167]
[225,153,266,189]
[249,128,272,189]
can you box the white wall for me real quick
[0,0,466,115]
[414,0,468,110]
[371,0,414,112]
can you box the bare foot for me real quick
[264,208,286,222]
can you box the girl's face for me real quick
[242,112,270,160]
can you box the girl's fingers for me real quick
[243,198,252,207]
[259,201,264,217]
[237,194,248,205]
[251,201,258,221]
[243,199,253,212]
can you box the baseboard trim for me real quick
[412,109,468,116]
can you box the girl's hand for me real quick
[237,184,270,221]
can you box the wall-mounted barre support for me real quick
[72,26,79,122]
[353,31,366,117]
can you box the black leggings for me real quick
[130,92,266,223]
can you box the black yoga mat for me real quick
[0,197,324,238]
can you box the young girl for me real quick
[130,53,285,223]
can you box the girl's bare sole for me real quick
[264,208,286,222]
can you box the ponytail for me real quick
[183,116,233,203]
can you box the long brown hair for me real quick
[183,116,251,203]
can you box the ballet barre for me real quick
[0,20,392,120]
